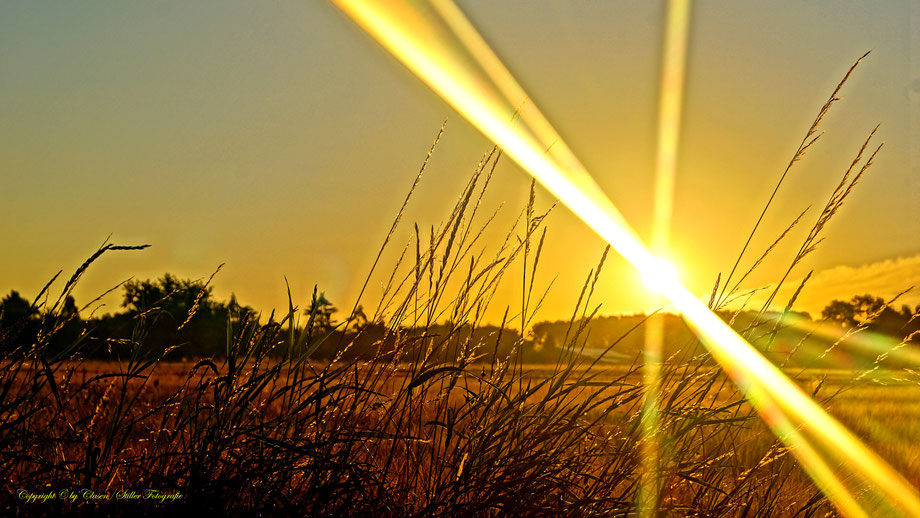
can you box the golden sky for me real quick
[1,1,917,323]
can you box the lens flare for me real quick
[329,1,920,515]
[651,0,691,252]
[639,3,690,514]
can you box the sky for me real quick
[1,1,917,324]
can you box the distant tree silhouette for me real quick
[821,294,919,339]
[306,292,337,331]
[348,305,368,332]
[61,295,79,319]
[6,276,918,363]
[122,273,207,318]
[0,290,35,326]
[0,291,40,350]
[107,273,255,357]
[821,299,859,327]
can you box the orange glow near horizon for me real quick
[330,0,920,515]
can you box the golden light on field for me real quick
[330,0,920,515]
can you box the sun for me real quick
[640,256,679,296]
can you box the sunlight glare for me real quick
[329,1,920,515]
[640,257,679,296]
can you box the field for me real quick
[3,344,918,517]
[47,361,920,489]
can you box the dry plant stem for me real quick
[749,129,883,332]
[717,51,869,308]
[337,121,446,347]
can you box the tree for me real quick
[822,294,888,327]
[122,273,210,318]
[114,273,230,357]
[0,290,35,327]
[0,291,40,351]
[348,305,368,332]
[306,292,337,331]
[821,294,915,339]
[61,295,79,320]
[821,299,858,327]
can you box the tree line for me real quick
[1,273,917,365]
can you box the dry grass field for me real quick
[51,360,920,489]
[3,352,917,516]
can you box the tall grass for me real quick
[0,56,909,517]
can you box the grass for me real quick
[1,54,917,517]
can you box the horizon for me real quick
[2,265,908,332]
